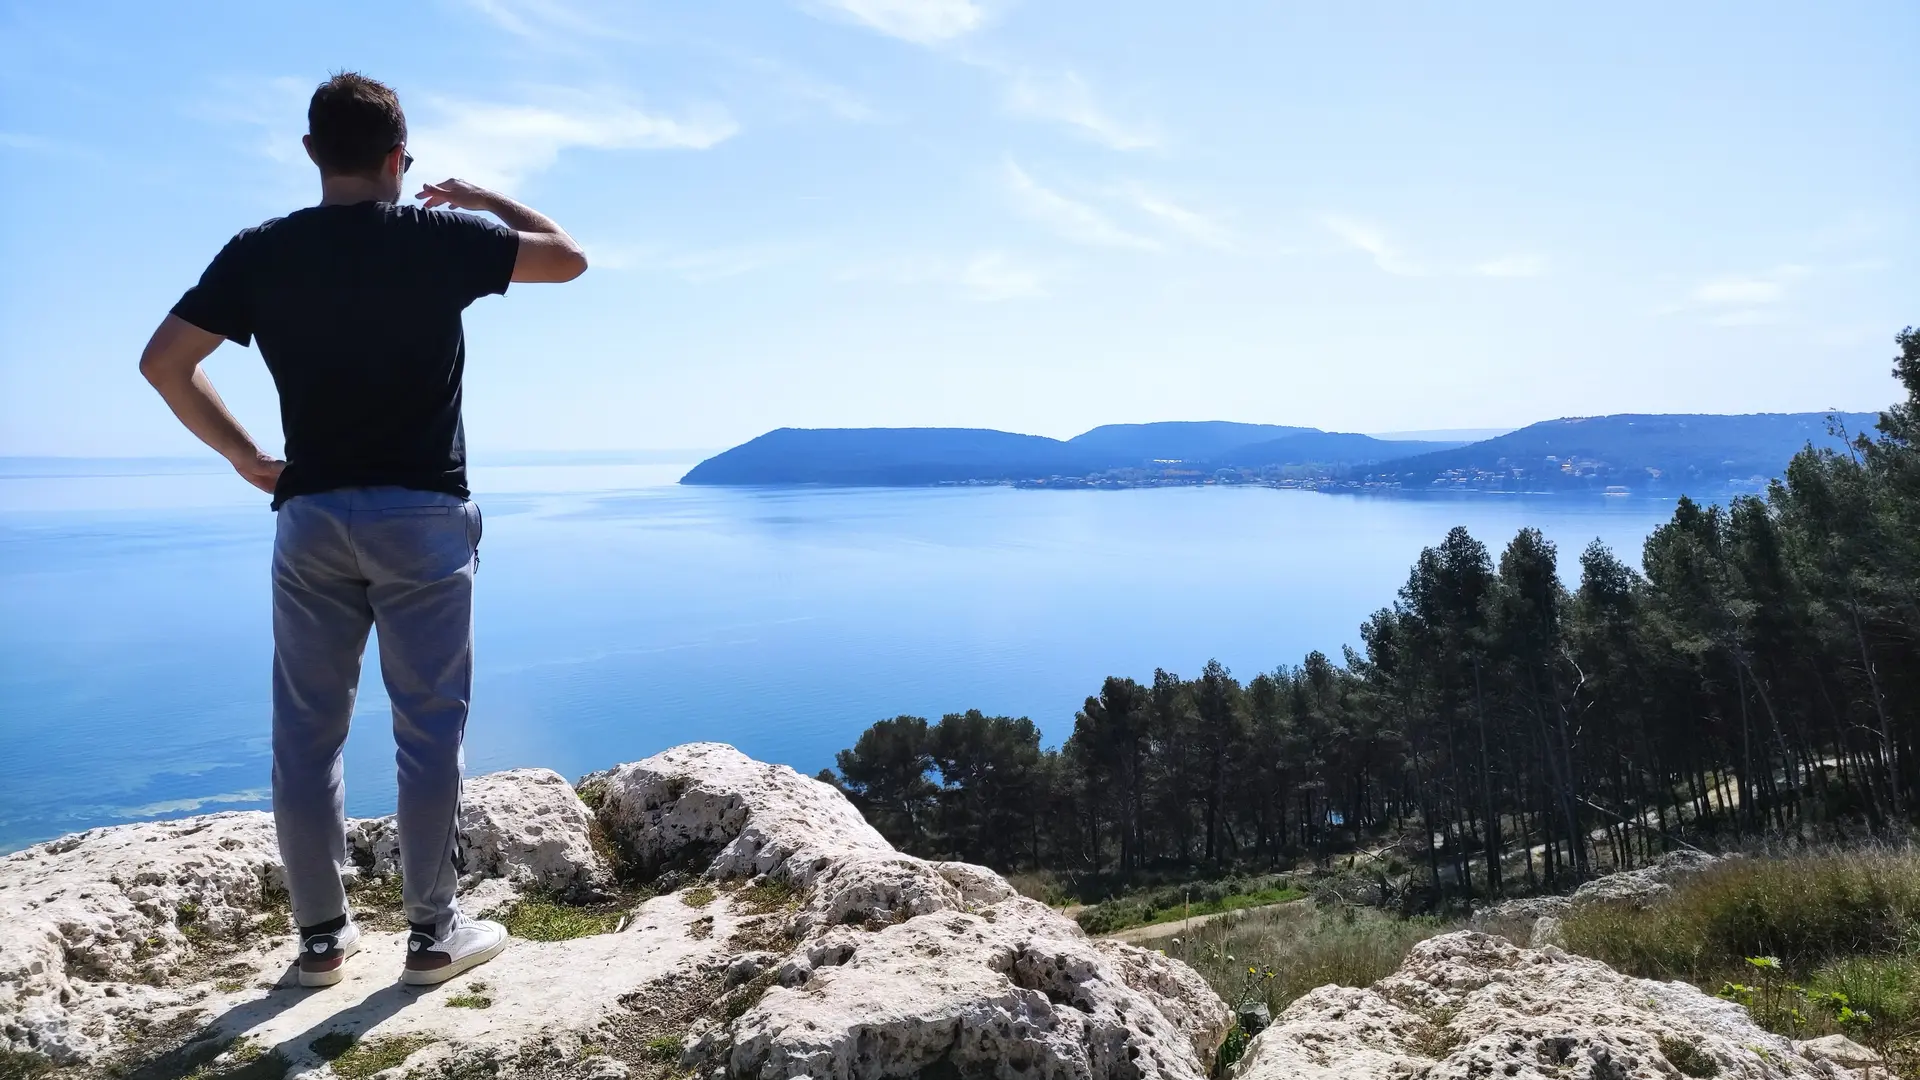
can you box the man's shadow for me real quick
[127,962,436,1080]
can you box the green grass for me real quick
[1076,877,1304,935]
[307,1033,433,1080]
[681,886,717,908]
[0,1048,53,1080]
[494,897,621,942]
[641,1036,683,1064]
[444,992,493,1009]
[735,878,798,915]
[1658,1035,1720,1078]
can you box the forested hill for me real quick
[1369,412,1878,491]
[1214,431,1463,466]
[1066,421,1316,463]
[678,427,1103,485]
[680,411,1879,490]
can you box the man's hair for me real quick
[307,72,407,177]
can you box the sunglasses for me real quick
[395,146,415,174]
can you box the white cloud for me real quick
[1125,185,1230,248]
[460,0,628,45]
[1692,277,1786,305]
[1324,216,1423,276]
[1003,160,1159,251]
[1674,264,1811,327]
[1004,71,1156,151]
[409,94,737,189]
[743,56,883,123]
[959,252,1048,300]
[1475,254,1547,278]
[808,0,984,44]
[590,242,800,282]
[839,251,1051,301]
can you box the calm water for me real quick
[0,459,1679,851]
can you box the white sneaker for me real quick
[297,920,363,988]
[401,915,508,985]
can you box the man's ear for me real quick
[388,145,406,181]
[302,134,319,167]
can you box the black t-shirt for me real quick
[172,202,519,509]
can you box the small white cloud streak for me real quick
[589,242,799,282]
[1693,277,1786,305]
[409,95,737,189]
[1475,254,1547,278]
[1667,265,1812,328]
[1324,216,1423,276]
[1003,160,1159,251]
[808,0,984,44]
[1125,186,1230,248]
[460,0,631,46]
[1004,71,1157,151]
[839,251,1050,301]
[745,56,883,123]
[959,252,1047,300]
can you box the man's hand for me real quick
[417,177,588,283]
[416,178,499,212]
[140,315,283,497]
[230,450,286,495]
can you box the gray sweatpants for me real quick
[271,486,481,936]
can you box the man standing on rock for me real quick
[138,72,587,988]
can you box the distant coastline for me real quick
[680,412,1877,496]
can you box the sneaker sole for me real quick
[297,936,363,988]
[400,935,508,986]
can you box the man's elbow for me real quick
[138,349,169,388]
[559,246,589,282]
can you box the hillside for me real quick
[1066,421,1316,464]
[678,412,1879,490]
[679,427,1101,485]
[1370,411,1878,491]
[1215,431,1463,467]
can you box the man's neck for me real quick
[318,175,398,207]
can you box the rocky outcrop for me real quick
[0,744,1228,1080]
[1469,848,1726,932]
[1231,931,1870,1080]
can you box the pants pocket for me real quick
[464,502,484,572]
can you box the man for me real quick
[140,72,586,988]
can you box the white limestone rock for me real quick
[1,744,1227,1080]
[0,766,605,1064]
[597,743,1231,1080]
[1233,931,1830,1080]
[1795,1034,1881,1071]
[1470,849,1726,931]
[349,768,613,898]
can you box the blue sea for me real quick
[0,457,1680,852]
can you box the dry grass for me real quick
[1561,848,1920,1069]
[1167,901,1451,1018]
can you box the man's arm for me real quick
[138,315,284,494]
[417,179,588,283]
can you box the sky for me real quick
[1,0,1914,457]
